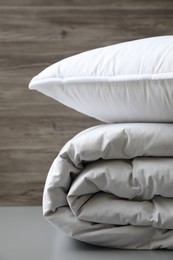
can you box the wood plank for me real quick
[0,149,54,205]
[1,0,173,9]
[0,116,99,149]
[0,7,172,44]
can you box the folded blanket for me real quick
[43,123,173,249]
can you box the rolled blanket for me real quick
[43,123,173,249]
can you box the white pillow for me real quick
[29,36,173,123]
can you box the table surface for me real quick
[0,206,173,260]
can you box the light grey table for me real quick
[0,207,173,260]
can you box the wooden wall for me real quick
[1,0,173,205]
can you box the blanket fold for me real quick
[43,123,173,249]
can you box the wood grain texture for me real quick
[1,0,173,205]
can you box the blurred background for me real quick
[1,0,173,205]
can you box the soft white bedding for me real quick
[29,36,173,123]
[43,123,173,249]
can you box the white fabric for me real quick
[29,36,173,123]
[43,123,173,249]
